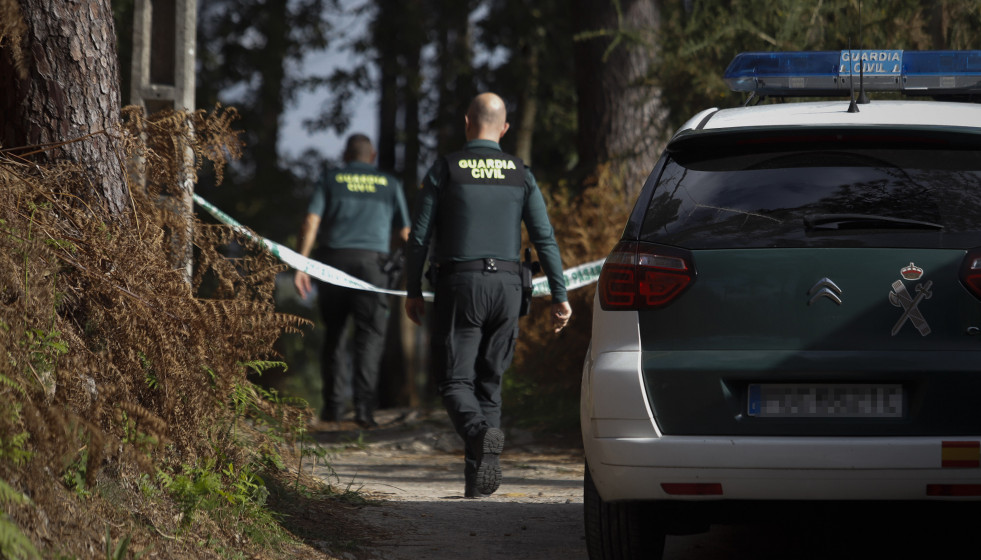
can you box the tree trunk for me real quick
[572,0,665,196]
[254,0,288,191]
[514,41,539,165]
[374,0,427,409]
[434,0,475,156]
[0,0,129,215]
[925,0,947,49]
[375,2,399,172]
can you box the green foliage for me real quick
[0,479,39,560]
[43,238,78,254]
[157,456,286,548]
[656,0,981,130]
[22,328,67,392]
[104,526,146,560]
[158,463,224,527]
[0,403,32,467]
[136,474,159,500]
[202,365,217,386]
[0,372,25,398]
[218,462,269,511]
[476,0,579,176]
[0,479,30,507]
[240,359,288,377]
[137,351,157,389]
[0,431,31,466]
[230,371,310,440]
[117,410,159,456]
[0,385,38,560]
[0,511,40,559]
[62,446,92,499]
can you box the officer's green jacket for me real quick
[406,139,568,303]
[308,161,408,254]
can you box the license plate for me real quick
[747,383,904,418]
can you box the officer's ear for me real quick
[499,121,510,140]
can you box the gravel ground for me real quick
[308,408,588,560]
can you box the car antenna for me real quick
[857,0,870,104]
[847,39,860,113]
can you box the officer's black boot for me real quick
[472,427,504,495]
[464,478,491,498]
[354,407,378,429]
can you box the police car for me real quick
[581,50,981,559]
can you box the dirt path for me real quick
[308,408,588,560]
[305,410,981,560]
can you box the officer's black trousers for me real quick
[432,269,522,482]
[315,249,389,422]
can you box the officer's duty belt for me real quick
[437,258,520,276]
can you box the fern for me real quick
[0,402,31,466]
[0,373,25,396]
[0,478,39,560]
[0,517,40,560]
[0,106,323,556]
[0,478,28,506]
[239,359,287,377]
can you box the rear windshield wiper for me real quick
[804,214,944,231]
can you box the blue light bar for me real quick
[724,50,981,97]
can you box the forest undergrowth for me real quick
[0,102,635,558]
[0,106,368,559]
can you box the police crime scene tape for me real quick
[193,194,605,301]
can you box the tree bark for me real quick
[572,0,665,196]
[0,0,129,216]
[514,41,539,166]
[375,3,399,172]
[374,0,427,409]
[434,0,475,156]
[254,0,288,190]
[925,0,946,49]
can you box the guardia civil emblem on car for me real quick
[890,263,932,336]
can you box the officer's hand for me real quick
[405,297,425,325]
[294,271,313,300]
[551,301,572,333]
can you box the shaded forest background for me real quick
[109,0,981,424]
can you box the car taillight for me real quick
[598,241,695,310]
[959,248,981,300]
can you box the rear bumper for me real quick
[584,435,981,502]
[582,349,981,502]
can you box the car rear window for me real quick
[639,142,981,249]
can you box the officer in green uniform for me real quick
[295,134,409,428]
[404,93,573,498]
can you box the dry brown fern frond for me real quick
[0,105,312,557]
[121,104,243,191]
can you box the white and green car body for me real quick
[582,50,981,559]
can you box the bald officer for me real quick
[404,93,572,498]
[295,134,409,428]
